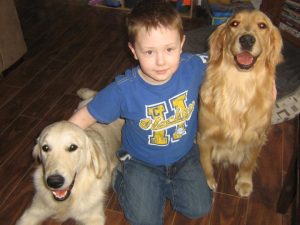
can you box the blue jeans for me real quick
[113,144,212,225]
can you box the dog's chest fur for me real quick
[200,67,272,165]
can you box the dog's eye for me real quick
[230,21,239,27]
[42,145,50,152]
[68,144,78,152]
[258,22,267,29]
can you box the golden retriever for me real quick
[197,10,283,197]
[16,88,124,225]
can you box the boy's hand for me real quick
[68,106,96,129]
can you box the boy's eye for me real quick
[145,50,153,55]
[167,48,174,52]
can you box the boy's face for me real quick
[128,26,185,85]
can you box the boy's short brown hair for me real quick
[127,0,183,46]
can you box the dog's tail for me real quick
[77,88,97,100]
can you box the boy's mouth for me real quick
[155,69,168,74]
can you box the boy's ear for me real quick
[181,35,186,49]
[128,42,138,60]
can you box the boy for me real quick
[69,1,212,224]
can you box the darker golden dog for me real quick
[197,10,283,197]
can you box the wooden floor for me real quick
[0,0,298,224]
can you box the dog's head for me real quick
[208,10,283,71]
[33,121,108,201]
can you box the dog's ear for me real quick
[32,138,41,163]
[267,26,283,67]
[87,138,109,179]
[208,23,226,63]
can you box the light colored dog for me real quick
[16,88,124,225]
[197,10,283,197]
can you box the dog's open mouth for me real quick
[51,174,76,201]
[234,52,258,70]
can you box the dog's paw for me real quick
[235,180,253,197]
[207,178,217,191]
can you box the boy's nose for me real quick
[156,53,165,65]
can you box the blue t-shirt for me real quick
[88,53,208,165]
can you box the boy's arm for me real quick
[68,106,97,129]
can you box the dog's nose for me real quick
[239,34,256,50]
[47,174,65,188]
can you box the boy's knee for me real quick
[124,210,163,225]
[182,203,212,219]
[179,193,212,219]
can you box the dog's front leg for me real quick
[197,132,217,191]
[78,210,105,225]
[79,218,105,225]
[16,200,50,225]
[235,147,261,197]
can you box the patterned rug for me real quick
[184,26,300,124]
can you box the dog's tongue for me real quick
[53,189,68,199]
[236,52,253,65]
